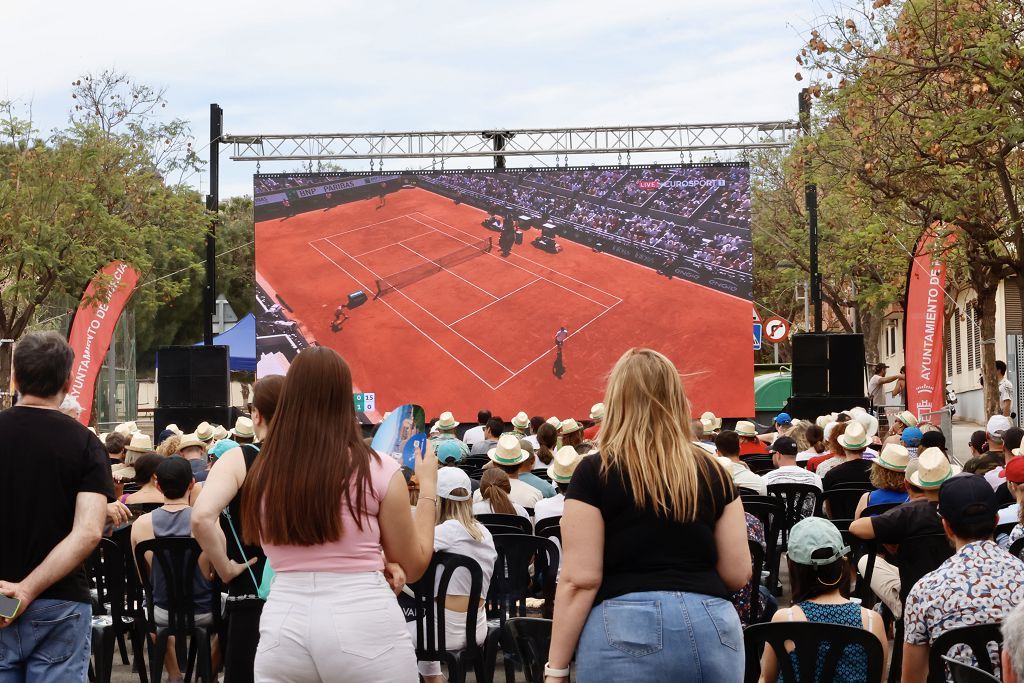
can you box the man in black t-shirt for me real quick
[0,332,114,680]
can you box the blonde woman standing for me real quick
[545,349,751,683]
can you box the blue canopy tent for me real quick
[194,313,256,372]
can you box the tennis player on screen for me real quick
[555,326,569,349]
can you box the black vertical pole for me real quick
[493,133,507,170]
[799,89,823,333]
[204,104,223,345]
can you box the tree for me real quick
[797,0,1024,415]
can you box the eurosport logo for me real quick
[709,278,739,293]
[636,179,726,190]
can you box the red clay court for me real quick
[255,187,754,421]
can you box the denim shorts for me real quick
[576,591,743,683]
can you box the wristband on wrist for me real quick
[544,662,570,678]
[419,496,437,505]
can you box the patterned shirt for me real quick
[905,540,1024,672]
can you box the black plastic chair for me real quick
[534,516,561,538]
[746,539,766,625]
[766,483,821,549]
[928,624,1003,683]
[855,539,880,608]
[487,535,560,683]
[743,621,885,683]
[134,538,219,683]
[744,454,776,476]
[409,551,491,683]
[487,524,527,536]
[739,487,762,497]
[477,513,533,535]
[741,497,784,595]
[860,502,901,518]
[816,484,873,521]
[87,538,146,683]
[1010,536,1024,559]
[501,618,555,683]
[941,655,1001,682]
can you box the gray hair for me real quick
[1003,601,1024,682]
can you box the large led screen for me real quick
[254,165,754,422]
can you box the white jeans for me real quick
[406,607,487,677]
[254,571,417,682]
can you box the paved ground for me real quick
[950,417,985,466]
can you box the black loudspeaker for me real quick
[828,334,867,396]
[154,406,236,439]
[792,334,829,394]
[157,346,230,408]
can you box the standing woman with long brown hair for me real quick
[240,347,438,682]
[544,349,751,683]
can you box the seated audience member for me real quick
[114,432,155,482]
[701,411,722,436]
[698,415,719,446]
[469,417,504,456]
[901,426,924,459]
[229,416,256,445]
[118,453,166,506]
[757,412,793,444]
[999,456,1024,547]
[524,416,545,449]
[473,468,531,518]
[435,439,467,467]
[962,415,1011,475]
[583,403,604,441]
[987,426,1024,490]
[853,444,910,519]
[107,432,128,468]
[736,420,769,456]
[131,457,215,683]
[206,438,239,466]
[819,422,872,490]
[411,468,496,683]
[730,511,772,627]
[795,423,828,464]
[517,450,556,498]
[808,421,847,473]
[177,433,211,483]
[902,474,1024,683]
[715,429,767,495]
[462,409,491,448]
[762,436,822,490]
[156,433,182,458]
[474,434,542,507]
[884,410,918,445]
[535,446,584,522]
[558,418,585,448]
[1003,602,1024,683]
[918,429,947,456]
[966,430,989,462]
[510,412,531,439]
[533,423,558,469]
[849,447,955,617]
[758,518,888,682]
[194,421,215,449]
[429,412,470,461]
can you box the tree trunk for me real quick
[0,342,10,409]
[860,309,885,366]
[978,283,1001,418]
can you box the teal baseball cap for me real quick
[787,517,850,566]
[435,439,465,464]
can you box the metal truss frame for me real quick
[223,121,799,162]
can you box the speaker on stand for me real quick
[785,333,868,420]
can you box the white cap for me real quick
[987,414,1014,438]
[436,467,472,501]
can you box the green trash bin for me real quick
[754,372,792,425]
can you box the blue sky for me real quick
[3,0,818,198]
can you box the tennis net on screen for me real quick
[374,237,493,298]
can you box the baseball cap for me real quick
[775,412,793,426]
[1003,457,1024,484]
[435,439,466,464]
[770,436,799,456]
[787,517,850,566]
[436,467,472,501]
[919,430,946,451]
[987,414,1013,439]
[901,427,923,447]
[938,474,998,526]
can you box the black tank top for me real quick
[222,444,267,600]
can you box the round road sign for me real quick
[764,317,790,344]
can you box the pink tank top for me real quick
[262,451,400,573]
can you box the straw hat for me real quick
[848,407,879,439]
[558,418,583,436]
[908,447,961,489]
[195,421,215,442]
[177,433,206,451]
[125,433,154,453]
[546,416,562,429]
[488,433,530,466]
[816,414,836,431]
[436,411,459,430]
[735,421,758,437]
[895,411,918,428]
[700,417,718,436]
[877,444,910,472]
[590,403,606,422]
[212,424,229,441]
[837,421,869,450]
[165,423,184,436]
[548,445,585,483]
[231,416,255,439]
[115,421,139,437]
[700,411,722,431]
[511,412,530,430]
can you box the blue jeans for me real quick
[576,592,743,683]
[0,599,92,683]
